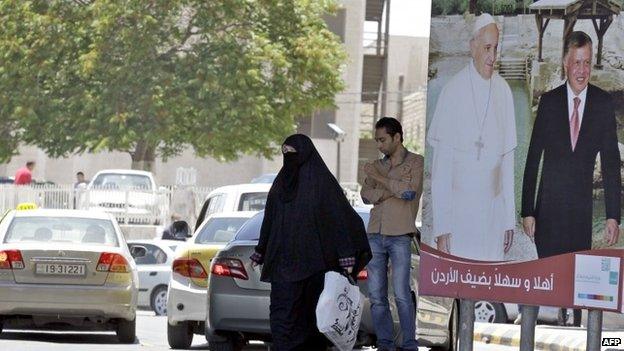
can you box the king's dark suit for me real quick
[521,83,621,258]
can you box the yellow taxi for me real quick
[166,211,257,349]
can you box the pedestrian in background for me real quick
[361,117,423,351]
[250,134,371,351]
[73,171,88,209]
[74,171,88,189]
[14,161,35,185]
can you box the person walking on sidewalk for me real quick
[250,134,371,351]
[361,117,423,351]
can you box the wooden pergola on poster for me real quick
[530,0,622,70]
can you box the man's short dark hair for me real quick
[375,117,403,142]
[77,171,84,176]
[26,161,35,167]
[564,31,592,58]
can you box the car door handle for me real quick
[149,272,158,276]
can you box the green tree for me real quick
[0,0,346,169]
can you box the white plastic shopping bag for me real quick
[315,271,364,351]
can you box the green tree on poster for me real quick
[0,0,346,169]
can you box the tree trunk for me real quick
[469,0,477,14]
[130,141,156,172]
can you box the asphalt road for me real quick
[3,309,615,350]
[0,311,406,351]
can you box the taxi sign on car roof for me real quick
[16,203,37,210]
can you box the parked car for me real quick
[85,169,168,225]
[127,239,182,315]
[0,209,143,343]
[0,176,14,184]
[195,183,270,229]
[205,209,460,351]
[166,211,258,349]
[474,300,573,325]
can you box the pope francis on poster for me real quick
[427,14,517,261]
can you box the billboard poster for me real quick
[420,0,624,310]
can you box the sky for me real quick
[364,0,432,38]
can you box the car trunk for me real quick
[10,243,111,286]
[220,242,270,291]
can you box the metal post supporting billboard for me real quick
[520,305,537,351]
[459,299,474,351]
[587,310,603,351]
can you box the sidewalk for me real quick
[474,322,624,351]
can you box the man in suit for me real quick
[521,31,621,327]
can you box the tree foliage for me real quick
[0,0,346,168]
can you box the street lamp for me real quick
[327,123,346,182]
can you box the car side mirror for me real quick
[172,220,191,240]
[130,245,147,258]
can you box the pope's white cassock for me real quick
[428,61,516,261]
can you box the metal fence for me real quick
[1,184,365,224]
[0,184,174,225]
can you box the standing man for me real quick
[74,171,88,188]
[361,117,423,351]
[73,171,88,209]
[14,161,35,185]
[427,13,517,260]
[521,31,621,327]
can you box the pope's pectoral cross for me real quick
[475,137,484,160]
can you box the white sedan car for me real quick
[0,209,141,343]
[127,239,181,315]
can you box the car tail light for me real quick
[211,258,248,280]
[172,258,208,279]
[0,250,24,270]
[97,253,130,273]
[356,268,367,280]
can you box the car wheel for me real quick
[208,333,245,351]
[116,318,136,343]
[151,285,168,316]
[474,301,507,323]
[168,321,193,349]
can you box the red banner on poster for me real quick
[419,244,624,313]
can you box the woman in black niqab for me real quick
[250,134,371,351]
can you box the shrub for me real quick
[431,0,469,15]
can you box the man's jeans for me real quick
[367,233,418,350]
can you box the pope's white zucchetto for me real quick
[473,13,496,37]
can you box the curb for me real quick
[474,323,588,351]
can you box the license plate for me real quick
[36,263,86,276]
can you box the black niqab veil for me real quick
[277,134,313,202]
[256,134,372,282]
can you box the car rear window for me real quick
[4,217,119,246]
[195,217,251,244]
[234,210,370,241]
[237,192,268,211]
